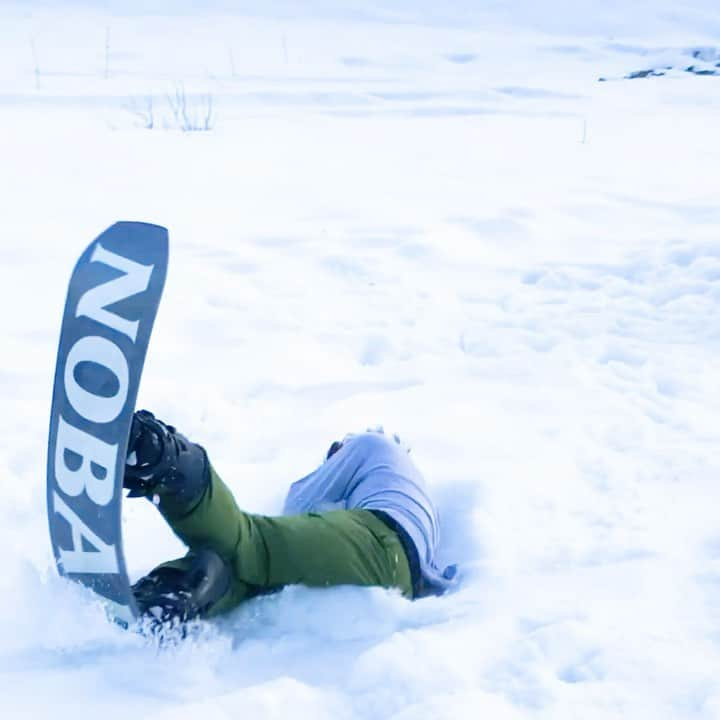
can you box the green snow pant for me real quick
[154,464,413,617]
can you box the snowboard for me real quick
[47,222,168,627]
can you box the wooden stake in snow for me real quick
[30,38,40,90]
[104,26,111,80]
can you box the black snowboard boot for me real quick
[124,409,209,513]
[132,549,231,628]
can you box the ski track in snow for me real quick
[1,2,720,718]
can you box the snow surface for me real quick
[1,1,720,718]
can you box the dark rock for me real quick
[626,69,665,79]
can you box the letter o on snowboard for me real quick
[64,335,129,424]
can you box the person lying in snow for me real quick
[126,411,457,624]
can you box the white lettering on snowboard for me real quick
[55,416,118,506]
[52,492,120,574]
[52,237,156,579]
[64,335,129,424]
[76,243,154,342]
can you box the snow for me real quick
[1,1,720,717]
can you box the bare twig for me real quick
[30,38,40,90]
[104,26,111,80]
[128,95,154,129]
[228,45,236,78]
[166,85,185,128]
[166,84,214,132]
[203,93,213,130]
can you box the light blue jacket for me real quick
[283,431,457,596]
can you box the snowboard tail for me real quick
[47,222,168,626]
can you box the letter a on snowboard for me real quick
[47,222,168,626]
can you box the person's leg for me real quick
[127,412,412,620]
[160,464,413,613]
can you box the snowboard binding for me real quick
[132,549,231,633]
[124,410,209,511]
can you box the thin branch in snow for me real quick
[166,85,186,129]
[166,84,215,132]
[104,26,111,80]
[203,93,214,130]
[228,45,236,78]
[30,37,40,90]
[128,95,154,129]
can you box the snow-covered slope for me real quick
[1,2,720,718]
